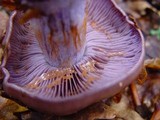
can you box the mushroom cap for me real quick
[2,0,145,115]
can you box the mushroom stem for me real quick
[30,0,86,68]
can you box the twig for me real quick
[130,82,141,106]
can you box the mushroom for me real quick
[1,0,145,115]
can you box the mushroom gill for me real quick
[1,0,144,115]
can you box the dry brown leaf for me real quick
[73,102,117,120]
[0,10,9,40]
[0,96,28,120]
[137,71,160,114]
[137,67,148,85]
[110,95,144,120]
[126,1,157,15]
[0,96,7,109]
[116,0,159,18]
[145,58,160,69]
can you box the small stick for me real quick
[130,82,141,106]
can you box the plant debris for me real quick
[0,9,8,40]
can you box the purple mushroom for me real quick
[1,0,145,115]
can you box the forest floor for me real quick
[0,0,160,120]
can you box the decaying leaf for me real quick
[137,71,160,115]
[68,102,117,120]
[0,96,28,120]
[110,95,144,120]
[0,10,9,40]
[145,58,160,69]
[137,67,148,85]
[115,0,159,19]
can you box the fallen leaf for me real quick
[115,0,157,19]
[137,67,148,85]
[145,58,160,69]
[0,96,28,120]
[0,10,9,40]
[110,95,144,120]
[72,102,117,120]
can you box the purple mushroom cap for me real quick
[1,0,145,115]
